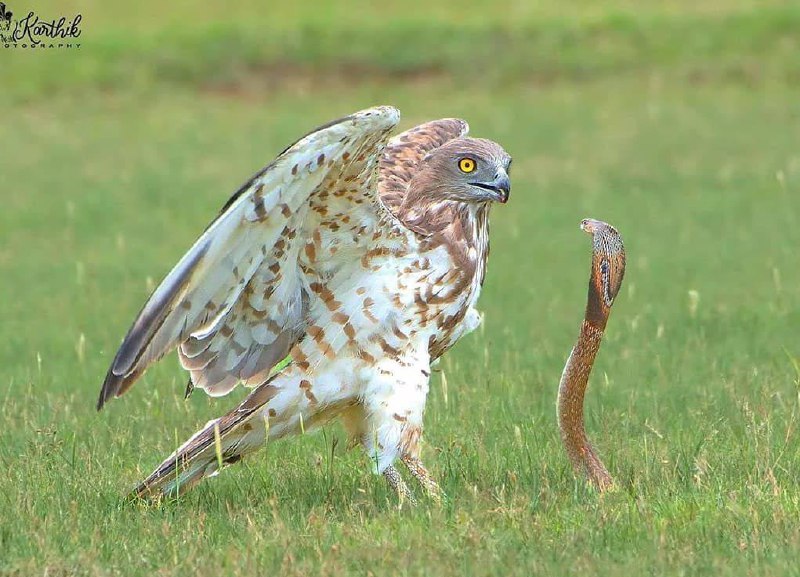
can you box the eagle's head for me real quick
[407,137,512,206]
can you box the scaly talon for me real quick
[401,455,444,503]
[383,465,417,506]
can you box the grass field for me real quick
[2,1,800,575]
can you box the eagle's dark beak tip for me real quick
[495,173,510,203]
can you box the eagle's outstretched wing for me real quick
[98,106,401,409]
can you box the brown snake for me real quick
[557,218,626,490]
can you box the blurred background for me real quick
[2,1,800,575]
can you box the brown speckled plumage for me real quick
[97,107,511,503]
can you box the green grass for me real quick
[2,1,800,575]
[3,1,800,104]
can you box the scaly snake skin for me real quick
[557,219,626,491]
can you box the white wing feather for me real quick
[98,106,401,408]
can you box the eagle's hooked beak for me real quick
[470,169,511,204]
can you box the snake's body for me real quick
[557,219,626,490]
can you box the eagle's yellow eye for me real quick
[458,158,476,173]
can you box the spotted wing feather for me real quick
[98,106,401,409]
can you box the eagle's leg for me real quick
[401,454,443,502]
[360,352,432,506]
[382,464,417,506]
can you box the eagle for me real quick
[97,106,512,503]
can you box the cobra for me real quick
[557,218,626,491]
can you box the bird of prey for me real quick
[97,106,511,503]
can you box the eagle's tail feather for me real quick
[131,381,278,500]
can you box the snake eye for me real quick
[458,157,476,173]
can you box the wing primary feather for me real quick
[96,241,210,410]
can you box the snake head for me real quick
[580,218,604,235]
[581,218,626,318]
